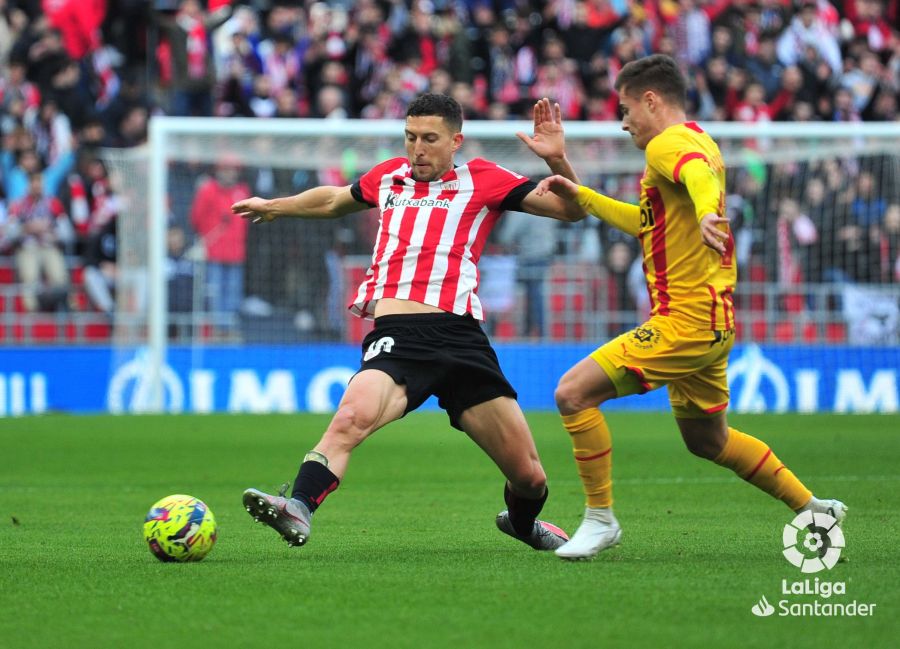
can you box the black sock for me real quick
[504,483,548,537]
[291,461,340,513]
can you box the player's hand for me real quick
[535,174,580,200]
[231,197,276,223]
[699,213,730,255]
[516,98,566,162]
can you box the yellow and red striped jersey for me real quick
[638,122,736,330]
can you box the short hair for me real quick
[614,55,687,109]
[406,93,463,133]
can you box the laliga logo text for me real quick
[782,510,844,573]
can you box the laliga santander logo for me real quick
[782,510,845,573]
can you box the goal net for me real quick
[101,118,900,413]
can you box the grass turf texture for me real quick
[1,412,897,649]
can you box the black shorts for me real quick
[357,312,517,430]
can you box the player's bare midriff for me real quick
[374,298,447,317]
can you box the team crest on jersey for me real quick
[629,324,661,350]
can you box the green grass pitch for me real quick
[1,412,898,649]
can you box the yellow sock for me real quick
[714,428,812,510]
[561,409,613,508]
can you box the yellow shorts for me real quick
[590,316,735,418]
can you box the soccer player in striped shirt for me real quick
[231,93,585,551]
[534,55,847,560]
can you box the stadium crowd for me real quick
[0,0,897,340]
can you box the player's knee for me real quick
[555,378,590,414]
[510,463,547,498]
[683,435,724,460]
[326,404,376,447]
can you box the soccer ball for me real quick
[143,494,217,562]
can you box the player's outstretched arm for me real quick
[517,98,580,184]
[536,175,641,236]
[231,185,366,223]
[522,174,584,222]
[534,174,580,200]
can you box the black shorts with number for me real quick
[358,312,517,430]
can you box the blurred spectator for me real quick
[45,60,96,130]
[671,0,711,66]
[733,79,794,123]
[0,2,28,69]
[189,154,249,323]
[0,60,40,114]
[881,203,900,283]
[165,224,195,314]
[775,197,818,310]
[531,38,584,119]
[843,0,895,53]
[841,50,883,114]
[107,105,147,147]
[65,155,119,257]
[1,139,75,201]
[851,170,886,231]
[2,170,73,311]
[81,213,116,317]
[20,20,70,93]
[868,88,898,121]
[832,86,861,120]
[708,24,741,67]
[801,176,838,284]
[315,84,349,119]
[248,74,276,117]
[153,0,236,116]
[450,80,484,120]
[28,98,72,165]
[828,169,885,283]
[777,0,842,74]
[260,32,301,98]
[745,36,785,100]
[605,238,640,332]
[498,212,558,338]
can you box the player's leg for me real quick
[552,354,628,559]
[670,344,846,522]
[555,354,619,505]
[244,369,407,546]
[312,369,409,478]
[676,413,846,520]
[457,397,569,551]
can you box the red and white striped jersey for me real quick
[350,157,532,320]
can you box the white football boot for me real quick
[554,507,622,560]
[796,496,848,525]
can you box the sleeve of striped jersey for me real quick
[350,181,376,207]
[353,158,405,207]
[498,180,538,212]
[645,131,710,186]
[471,158,533,210]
